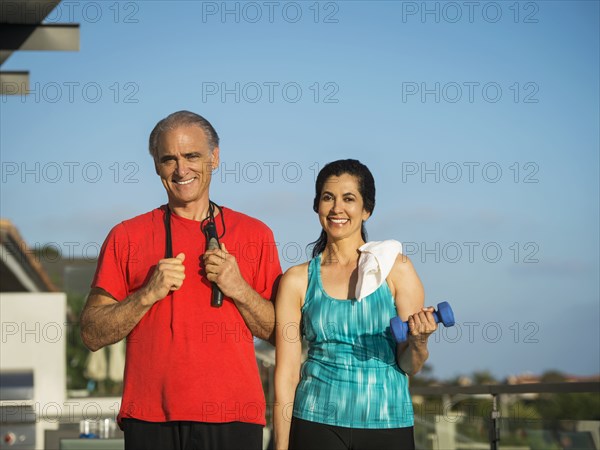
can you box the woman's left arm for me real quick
[387,254,437,375]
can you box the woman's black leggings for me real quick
[289,416,415,450]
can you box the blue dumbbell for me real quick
[390,301,455,343]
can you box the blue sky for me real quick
[1,1,598,381]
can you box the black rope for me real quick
[164,201,225,259]
[201,201,225,240]
[164,206,173,259]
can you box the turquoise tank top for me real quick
[292,255,414,429]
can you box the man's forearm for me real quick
[80,289,153,351]
[232,285,275,342]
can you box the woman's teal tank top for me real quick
[292,255,414,429]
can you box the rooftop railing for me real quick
[410,382,600,450]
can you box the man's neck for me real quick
[168,200,214,221]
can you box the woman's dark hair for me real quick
[309,159,376,258]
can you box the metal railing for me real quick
[410,382,600,450]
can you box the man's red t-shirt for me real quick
[92,206,281,425]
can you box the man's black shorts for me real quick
[122,418,262,450]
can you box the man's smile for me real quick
[173,177,196,185]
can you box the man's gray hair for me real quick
[148,110,220,161]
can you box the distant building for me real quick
[0,219,57,292]
[38,251,97,298]
[565,374,600,383]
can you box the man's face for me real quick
[154,125,219,208]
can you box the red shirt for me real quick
[92,206,281,425]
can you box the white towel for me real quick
[355,240,403,301]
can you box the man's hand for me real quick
[142,252,186,305]
[203,244,250,301]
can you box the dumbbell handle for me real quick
[390,301,455,343]
[432,310,446,325]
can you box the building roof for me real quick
[0,219,57,292]
[0,0,79,94]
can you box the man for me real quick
[80,111,282,450]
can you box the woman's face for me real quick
[317,173,371,242]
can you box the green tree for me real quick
[540,370,567,383]
[472,370,497,385]
[66,293,89,390]
[411,363,437,387]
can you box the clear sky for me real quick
[1,0,598,381]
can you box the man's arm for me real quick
[80,253,186,351]
[204,243,278,342]
[230,283,277,343]
[81,288,153,352]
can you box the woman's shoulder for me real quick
[276,262,310,307]
[387,253,421,293]
[389,250,419,272]
[282,261,310,284]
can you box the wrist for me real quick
[408,335,430,353]
[137,285,158,308]
[230,281,252,304]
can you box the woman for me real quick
[274,159,437,450]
